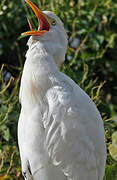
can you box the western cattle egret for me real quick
[18,0,107,179]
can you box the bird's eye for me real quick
[51,19,56,26]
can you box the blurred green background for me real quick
[0,0,117,179]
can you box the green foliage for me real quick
[0,0,117,179]
[0,65,22,179]
[109,131,117,161]
[105,163,117,180]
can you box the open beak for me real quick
[22,0,51,36]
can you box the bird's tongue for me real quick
[22,0,50,37]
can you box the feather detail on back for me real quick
[42,77,106,180]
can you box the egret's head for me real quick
[22,0,68,65]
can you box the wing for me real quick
[43,80,104,180]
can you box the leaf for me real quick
[78,29,87,35]
[112,132,117,146]
[106,34,117,48]
[108,61,117,76]
[96,35,104,44]
[1,105,8,113]
[109,132,117,161]
[3,128,10,142]
[109,144,117,161]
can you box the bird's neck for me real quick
[27,37,66,66]
[19,44,59,110]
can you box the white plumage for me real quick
[18,2,106,179]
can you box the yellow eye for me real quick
[51,19,56,26]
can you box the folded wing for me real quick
[43,82,103,180]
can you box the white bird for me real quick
[18,0,107,179]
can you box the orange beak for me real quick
[22,0,51,36]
